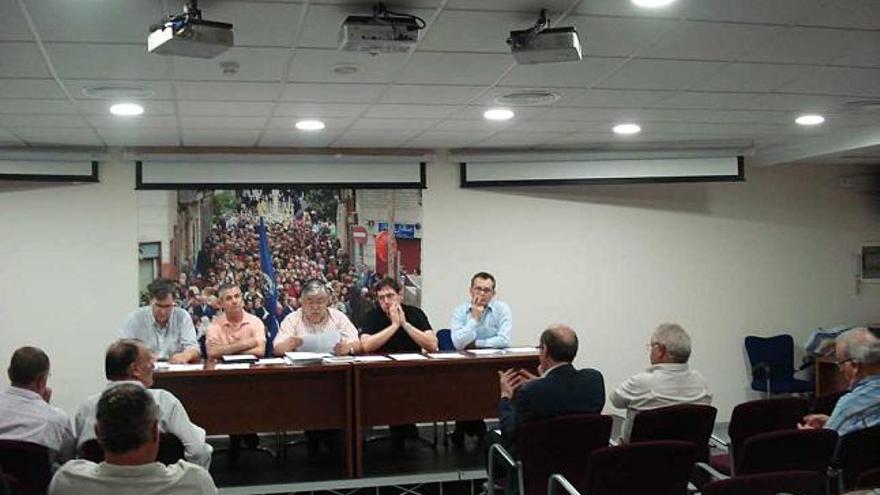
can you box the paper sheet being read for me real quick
[298,331,340,353]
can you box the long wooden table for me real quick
[153,361,353,476]
[153,353,539,478]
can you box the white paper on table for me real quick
[354,355,392,362]
[154,361,170,370]
[285,352,331,361]
[506,347,539,354]
[214,363,251,370]
[221,354,258,362]
[388,353,428,361]
[466,349,507,356]
[322,356,355,365]
[256,358,286,366]
[166,364,204,372]
[298,331,340,353]
[427,353,466,359]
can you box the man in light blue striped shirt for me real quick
[802,327,880,436]
[450,272,512,350]
[120,278,200,364]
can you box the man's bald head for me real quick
[540,324,579,363]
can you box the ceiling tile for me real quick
[267,116,355,131]
[282,83,386,103]
[570,16,680,58]
[289,48,408,84]
[274,102,369,118]
[396,52,513,85]
[748,93,853,112]
[798,0,880,29]
[65,80,176,101]
[180,116,268,130]
[451,106,542,120]
[739,27,861,65]
[0,2,34,41]
[77,100,176,116]
[510,119,606,133]
[349,118,440,132]
[564,88,672,108]
[0,114,87,127]
[26,0,162,43]
[433,119,515,132]
[176,82,279,101]
[654,91,761,110]
[208,2,302,47]
[641,21,783,61]
[379,84,486,104]
[831,31,880,68]
[446,0,574,12]
[0,99,77,115]
[403,130,492,148]
[500,57,624,88]
[689,63,815,92]
[599,59,727,90]
[0,79,64,99]
[420,10,531,53]
[97,128,181,147]
[46,44,168,80]
[181,129,260,146]
[472,130,567,147]
[171,47,291,82]
[177,101,276,117]
[364,104,460,119]
[0,43,51,78]
[85,115,179,128]
[778,67,880,97]
[13,127,102,146]
[681,0,824,24]
[258,130,341,147]
[332,130,422,148]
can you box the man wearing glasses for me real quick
[120,278,200,364]
[802,327,880,435]
[449,272,513,445]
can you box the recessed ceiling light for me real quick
[632,0,677,7]
[295,119,325,131]
[331,64,362,76]
[495,90,561,106]
[109,103,144,117]
[613,123,641,135]
[484,108,514,121]
[795,114,825,126]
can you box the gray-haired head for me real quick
[96,383,159,454]
[300,279,330,299]
[836,327,880,365]
[651,323,692,363]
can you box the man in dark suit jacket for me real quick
[498,324,605,451]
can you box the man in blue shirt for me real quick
[802,327,880,436]
[449,272,513,446]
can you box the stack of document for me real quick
[221,354,258,363]
[285,351,329,366]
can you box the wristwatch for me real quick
[348,343,355,356]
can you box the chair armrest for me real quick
[695,462,729,482]
[750,362,770,375]
[709,434,728,449]
[548,474,581,495]
[487,443,523,495]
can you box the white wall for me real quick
[0,155,138,414]
[421,156,880,421]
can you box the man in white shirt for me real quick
[609,323,712,442]
[74,339,212,469]
[50,383,217,495]
[120,278,200,363]
[0,346,75,469]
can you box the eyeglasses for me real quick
[835,358,855,370]
[153,302,176,309]
[472,287,494,294]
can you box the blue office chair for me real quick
[745,335,812,397]
[437,328,455,351]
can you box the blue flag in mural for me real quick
[258,217,280,357]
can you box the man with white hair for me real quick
[802,327,880,436]
[609,323,712,442]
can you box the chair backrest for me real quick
[811,389,846,415]
[78,434,185,465]
[737,428,838,476]
[0,439,51,495]
[728,396,809,469]
[584,440,696,495]
[436,329,455,351]
[515,414,612,495]
[835,425,880,490]
[702,470,823,495]
[856,467,880,489]
[744,334,797,389]
[629,404,717,462]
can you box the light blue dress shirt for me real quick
[826,374,880,436]
[450,300,512,350]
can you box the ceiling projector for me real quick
[339,3,424,55]
[148,1,233,59]
[507,10,582,65]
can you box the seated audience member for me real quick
[204,284,266,461]
[609,323,712,442]
[359,277,438,450]
[49,384,217,495]
[802,327,880,435]
[497,324,605,451]
[120,278,200,363]
[450,272,513,444]
[205,284,266,359]
[74,340,212,469]
[0,347,75,469]
[273,279,359,356]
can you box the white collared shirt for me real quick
[0,386,75,468]
[609,362,712,442]
[48,459,217,495]
[74,381,212,469]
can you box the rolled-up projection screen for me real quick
[0,156,98,182]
